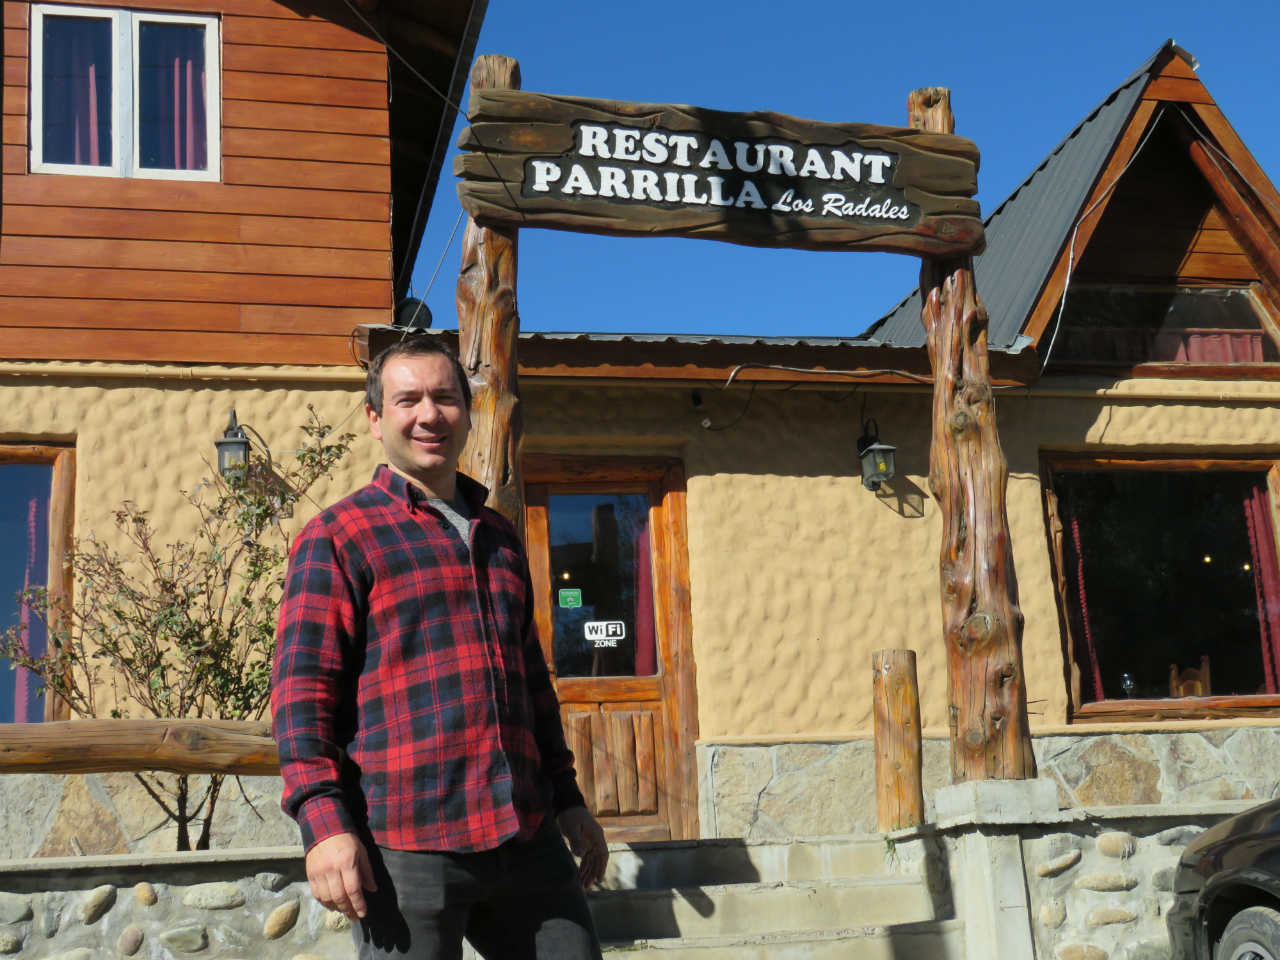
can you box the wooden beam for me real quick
[911,87,1036,783]
[1186,138,1280,292]
[457,54,526,534]
[0,719,279,775]
[873,649,924,831]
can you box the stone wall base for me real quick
[697,726,1280,840]
[0,773,298,860]
[0,849,349,958]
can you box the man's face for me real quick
[366,353,471,495]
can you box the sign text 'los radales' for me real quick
[455,90,985,257]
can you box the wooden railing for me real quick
[0,720,279,776]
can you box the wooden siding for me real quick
[0,0,393,365]
[1074,120,1256,285]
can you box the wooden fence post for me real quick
[910,87,1037,782]
[457,54,526,536]
[873,649,925,831]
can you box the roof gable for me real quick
[864,41,1280,374]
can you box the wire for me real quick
[700,383,756,431]
[724,362,935,387]
[1175,104,1280,227]
[339,0,462,113]
[396,209,468,344]
[1039,106,1169,373]
[339,0,526,303]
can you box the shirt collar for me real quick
[372,465,490,513]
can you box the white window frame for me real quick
[30,4,220,181]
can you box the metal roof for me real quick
[862,43,1186,353]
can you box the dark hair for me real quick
[365,338,472,414]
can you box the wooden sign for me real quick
[455,90,984,256]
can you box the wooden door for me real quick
[525,456,698,842]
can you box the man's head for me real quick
[365,339,471,415]
[365,340,472,498]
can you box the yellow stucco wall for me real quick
[6,363,1280,743]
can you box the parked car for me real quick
[1169,798,1280,959]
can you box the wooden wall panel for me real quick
[3,205,388,250]
[222,100,387,136]
[6,176,389,219]
[222,157,390,193]
[223,72,386,109]
[0,266,388,306]
[0,327,356,365]
[3,2,27,29]
[2,0,395,364]
[0,298,384,336]
[222,15,381,51]
[0,236,390,279]
[222,43,385,81]
[222,129,390,165]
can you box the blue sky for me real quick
[408,0,1279,339]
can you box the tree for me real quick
[2,407,353,850]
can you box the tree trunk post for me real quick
[873,648,925,831]
[910,87,1036,782]
[457,54,526,537]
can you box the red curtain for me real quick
[1069,516,1106,702]
[138,23,207,170]
[43,17,111,166]
[1243,484,1280,694]
[633,526,656,676]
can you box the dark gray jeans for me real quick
[354,820,602,960]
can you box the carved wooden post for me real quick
[457,54,525,537]
[873,649,924,830]
[910,87,1036,782]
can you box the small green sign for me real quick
[558,588,582,609]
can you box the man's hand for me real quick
[558,806,609,888]
[305,832,377,920]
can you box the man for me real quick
[272,338,607,959]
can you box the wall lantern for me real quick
[215,410,250,476]
[857,419,896,491]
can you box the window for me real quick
[31,4,220,180]
[0,447,74,723]
[1049,286,1278,367]
[1044,457,1280,719]
[545,492,657,679]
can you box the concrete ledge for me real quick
[934,778,1062,829]
[0,846,304,876]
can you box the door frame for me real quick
[524,454,699,840]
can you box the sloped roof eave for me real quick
[863,42,1185,356]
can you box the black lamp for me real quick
[215,410,250,476]
[856,418,896,491]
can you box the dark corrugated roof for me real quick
[863,42,1185,353]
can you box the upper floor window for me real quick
[30,4,220,180]
[1050,285,1278,367]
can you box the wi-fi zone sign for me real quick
[585,621,625,648]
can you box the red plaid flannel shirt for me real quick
[272,466,585,853]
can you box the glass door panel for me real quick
[547,493,657,678]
